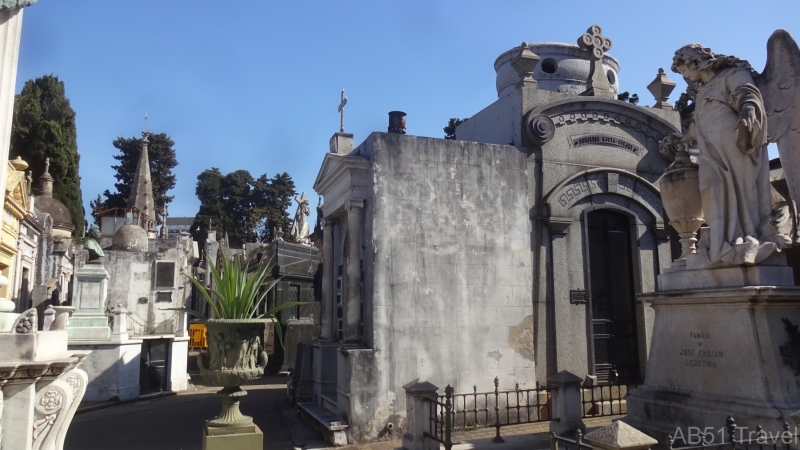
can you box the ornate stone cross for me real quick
[338,89,348,133]
[577,24,615,98]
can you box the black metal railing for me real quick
[425,377,551,447]
[581,382,637,418]
[670,416,799,450]
[550,429,593,450]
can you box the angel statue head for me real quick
[671,43,755,83]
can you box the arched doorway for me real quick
[587,209,640,384]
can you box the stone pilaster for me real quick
[320,218,334,340]
[0,7,23,221]
[345,200,363,343]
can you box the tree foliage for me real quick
[11,75,85,236]
[190,168,296,248]
[617,91,640,105]
[444,118,467,140]
[100,133,178,224]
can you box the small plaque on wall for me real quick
[156,262,176,288]
[570,289,587,304]
[156,291,172,302]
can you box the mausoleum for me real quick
[305,25,681,444]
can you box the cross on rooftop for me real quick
[338,89,348,133]
[577,24,612,59]
[576,24,615,98]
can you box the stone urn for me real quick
[659,146,704,269]
[198,319,270,428]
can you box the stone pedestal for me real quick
[68,262,111,341]
[202,424,263,450]
[312,339,339,410]
[403,380,441,450]
[68,337,143,401]
[0,324,90,450]
[627,286,800,440]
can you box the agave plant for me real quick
[168,255,304,347]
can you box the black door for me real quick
[587,210,640,384]
[140,339,169,394]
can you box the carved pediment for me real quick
[313,152,370,199]
[5,168,29,217]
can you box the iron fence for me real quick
[581,382,637,418]
[424,377,551,448]
[550,430,594,450]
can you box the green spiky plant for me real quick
[167,255,304,348]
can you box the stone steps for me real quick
[297,401,349,446]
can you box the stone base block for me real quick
[629,286,800,443]
[202,424,263,450]
[658,264,794,290]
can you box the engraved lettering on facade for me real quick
[569,133,641,155]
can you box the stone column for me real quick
[547,370,586,436]
[0,7,24,220]
[403,380,441,450]
[320,218,334,340]
[345,200,363,343]
[2,378,36,449]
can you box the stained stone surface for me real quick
[584,421,657,450]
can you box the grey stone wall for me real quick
[347,132,534,439]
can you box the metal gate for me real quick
[140,339,169,395]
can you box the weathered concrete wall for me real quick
[346,132,533,441]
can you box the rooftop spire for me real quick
[128,117,156,232]
[37,157,54,197]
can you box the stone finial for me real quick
[511,42,540,83]
[584,421,658,450]
[647,68,677,109]
[37,157,54,197]
[577,24,615,98]
[10,156,28,171]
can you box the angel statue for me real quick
[662,30,800,266]
[290,192,311,245]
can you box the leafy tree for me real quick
[11,75,84,236]
[190,168,296,248]
[444,118,467,140]
[102,133,178,225]
[617,91,640,105]
[89,194,105,226]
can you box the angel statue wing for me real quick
[755,29,800,242]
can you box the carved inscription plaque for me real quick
[680,331,724,368]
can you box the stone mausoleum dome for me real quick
[494,42,620,97]
[112,224,149,252]
[34,159,74,240]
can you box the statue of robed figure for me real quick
[663,30,800,266]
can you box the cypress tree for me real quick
[11,75,85,236]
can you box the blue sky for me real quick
[15,1,800,228]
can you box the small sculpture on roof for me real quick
[290,192,311,245]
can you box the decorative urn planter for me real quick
[198,319,270,427]
[659,146,704,268]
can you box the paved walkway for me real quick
[65,374,619,450]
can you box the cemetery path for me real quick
[65,374,298,450]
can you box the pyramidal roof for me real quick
[128,131,155,221]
